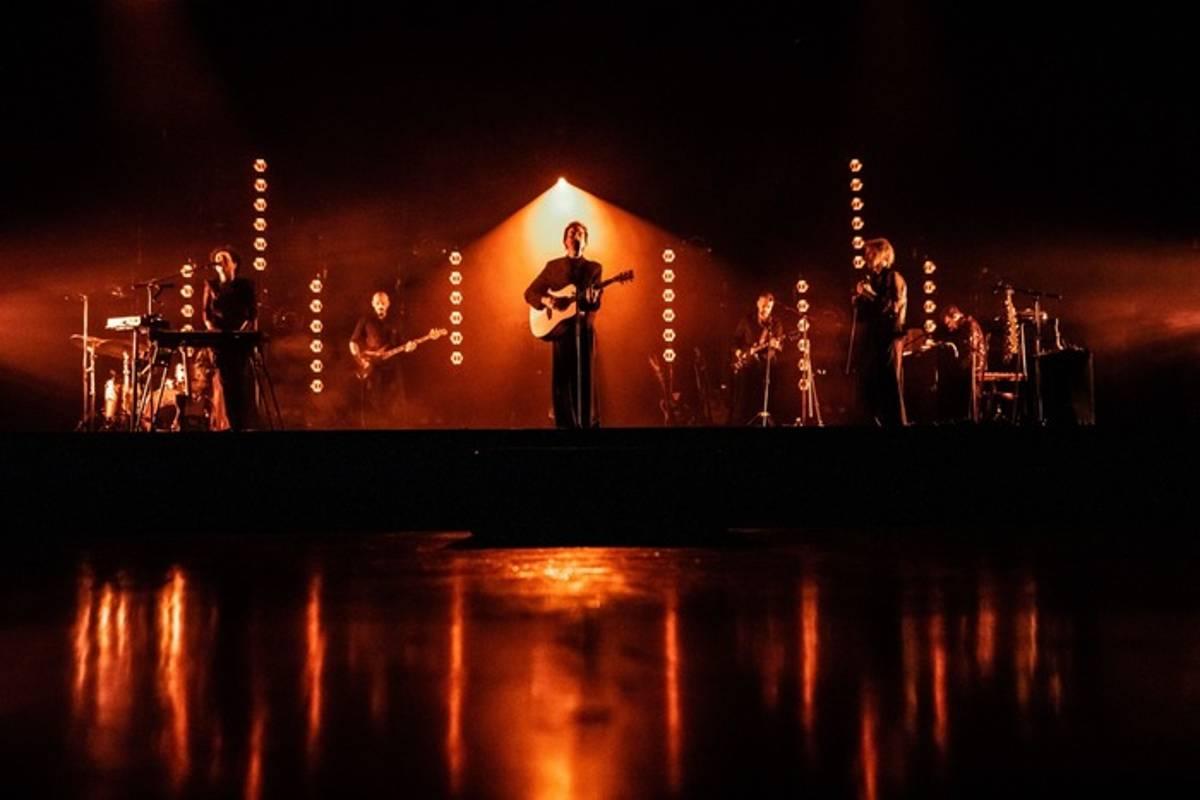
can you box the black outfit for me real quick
[938,316,984,422]
[202,276,256,431]
[350,313,408,427]
[731,312,785,424]
[524,256,603,428]
[853,267,907,426]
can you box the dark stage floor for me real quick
[1,426,1192,536]
[2,531,1199,798]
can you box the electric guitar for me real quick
[731,329,802,373]
[529,270,635,340]
[354,328,448,380]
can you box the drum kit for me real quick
[71,331,215,431]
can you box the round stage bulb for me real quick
[924,320,938,334]
[310,360,323,374]
[795,279,809,294]
[662,329,676,342]
[851,197,864,211]
[663,348,676,363]
[180,285,194,299]
[662,289,676,303]
[253,237,267,252]
[450,311,463,325]
[450,331,463,345]
[924,300,937,314]
[449,251,463,266]
[181,304,194,319]
[254,178,268,193]
[254,218,268,232]
[924,281,937,295]
[662,269,675,283]
[797,299,810,313]
[662,308,676,323]
[449,271,463,285]
[849,158,863,173]
[309,279,323,294]
[254,198,267,213]
[310,340,323,354]
[310,320,323,334]
[662,249,676,264]
[924,260,937,275]
[852,236,865,250]
[450,291,463,305]
[850,178,863,192]
[310,299,323,314]
[180,263,194,279]
[253,158,268,173]
[450,351,464,365]
[310,379,324,393]
[851,216,864,231]
[253,257,267,271]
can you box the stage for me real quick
[7,427,1188,539]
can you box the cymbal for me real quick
[69,334,130,359]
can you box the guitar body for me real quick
[529,270,635,340]
[529,285,582,340]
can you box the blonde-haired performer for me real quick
[851,237,907,425]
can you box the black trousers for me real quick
[860,337,907,427]
[551,321,598,429]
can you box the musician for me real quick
[202,246,256,431]
[350,291,412,427]
[524,221,603,428]
[852,237,907,426]
[939,304,986,422]
[731,291,785,424]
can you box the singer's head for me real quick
[371,291,391,319]
[863,238,894,273]
[756,291,776,320]
[562,221,588,258]
[208,245,242,279]
[943,304,965,331]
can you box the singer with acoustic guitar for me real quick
[524,221,620,429]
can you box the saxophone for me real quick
[1003,286,1019,364]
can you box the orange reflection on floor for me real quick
[976,577,996,679]
[244,702,265,800]
[92,581,135,768]
[305,574,326,761]
[72,569,94,712]
[930,611,948,755]
[859,684,878,800]
[665,588,681,793]
[447,576,465,795]
[157,567,190,786]
[901,614,919,737]
[1015,579,1038,711]
[800,578,819,736]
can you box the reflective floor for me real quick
[2,533,1199,798]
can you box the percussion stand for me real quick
[74,293,100,431]
[748,346,775,427]
[248,339,283,430]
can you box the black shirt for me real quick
[351,314,401,352]
[203,277,256,332]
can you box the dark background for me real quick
[2,3,1195,428]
